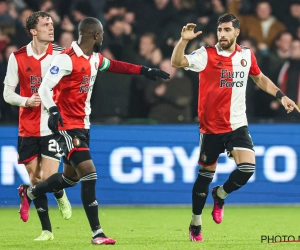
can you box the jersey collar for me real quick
[71,41,86,57]
[26,42,53,56]
[71,41,92,59]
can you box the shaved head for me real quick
[78,17,103,35]
[77,17,104,53]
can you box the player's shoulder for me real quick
[205,45,215,50]
[239,44,250,50]
[52,43,64,52]
[61,47,76,57]
[13,45,27,56]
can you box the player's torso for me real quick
[199,47,252,134]
[15,44,62,136]
[55,50,100,130]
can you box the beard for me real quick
[219,38,235,50]
[93,43,102,53]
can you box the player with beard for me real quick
[18,17,170,245]
[171,13,299,242]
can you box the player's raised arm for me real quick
[98,56,170,81]
[171,23,202,68]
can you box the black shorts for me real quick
[56,129,91,166]
[198,126,254,166]
[18,134,61,164]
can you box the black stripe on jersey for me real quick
[66,48,75,57]
[14,46,26,55]
[240,45,250,50]
[52,43,64,51]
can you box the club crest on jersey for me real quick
[73,137,81,147]
[240,59,247,67]
[201,153,207,162]
[50,66,59,74]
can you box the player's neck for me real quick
[77,36,95,56]
[78,43,94,56]
[31,40,49,55]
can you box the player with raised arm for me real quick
[3,11,72,241]
[171,14,299,242]
[18,17,170,245]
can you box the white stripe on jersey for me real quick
[229,49,251,131]
[83,53,100,129]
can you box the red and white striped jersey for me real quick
[39,41,142,131]
[48,42,101,130]
[185,43,261,134]
[4,42,64,136]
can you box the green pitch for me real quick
[0,206,299,250]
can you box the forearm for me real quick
[171,38,189,68]
[38,80,56,109]
[256,74,279,97]
[107,59,142,75]
[3,85,28,107]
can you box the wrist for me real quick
[180,37,190,43]
[275,90,285,100]
[24,98,29,107]
[49,106,59,113]
[140,66,148,75]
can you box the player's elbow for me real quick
[3,87,11,104]
[171,59,181,68]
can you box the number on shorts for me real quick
[48,139,60,152]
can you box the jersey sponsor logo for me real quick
[241,59,247,67]
[29,75,42,93]
[50,66,59,74]
[79,75,96,93]
[219,69,245,88]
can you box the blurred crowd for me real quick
[0,0,299,124]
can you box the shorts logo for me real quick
[50,66,59,74]
[241,59,247,67]
[201,153,207,162]
[73,137,81,147]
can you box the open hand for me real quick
[181,23,202,41]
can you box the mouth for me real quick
[220,39,227,43]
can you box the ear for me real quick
[235,28,240,37]
[94,32,99,41]
[30,29,37,36]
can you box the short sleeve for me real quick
[184,46,208,72]
[43,54,72,85]
[249,50,261,76]
[4,53,19,87]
